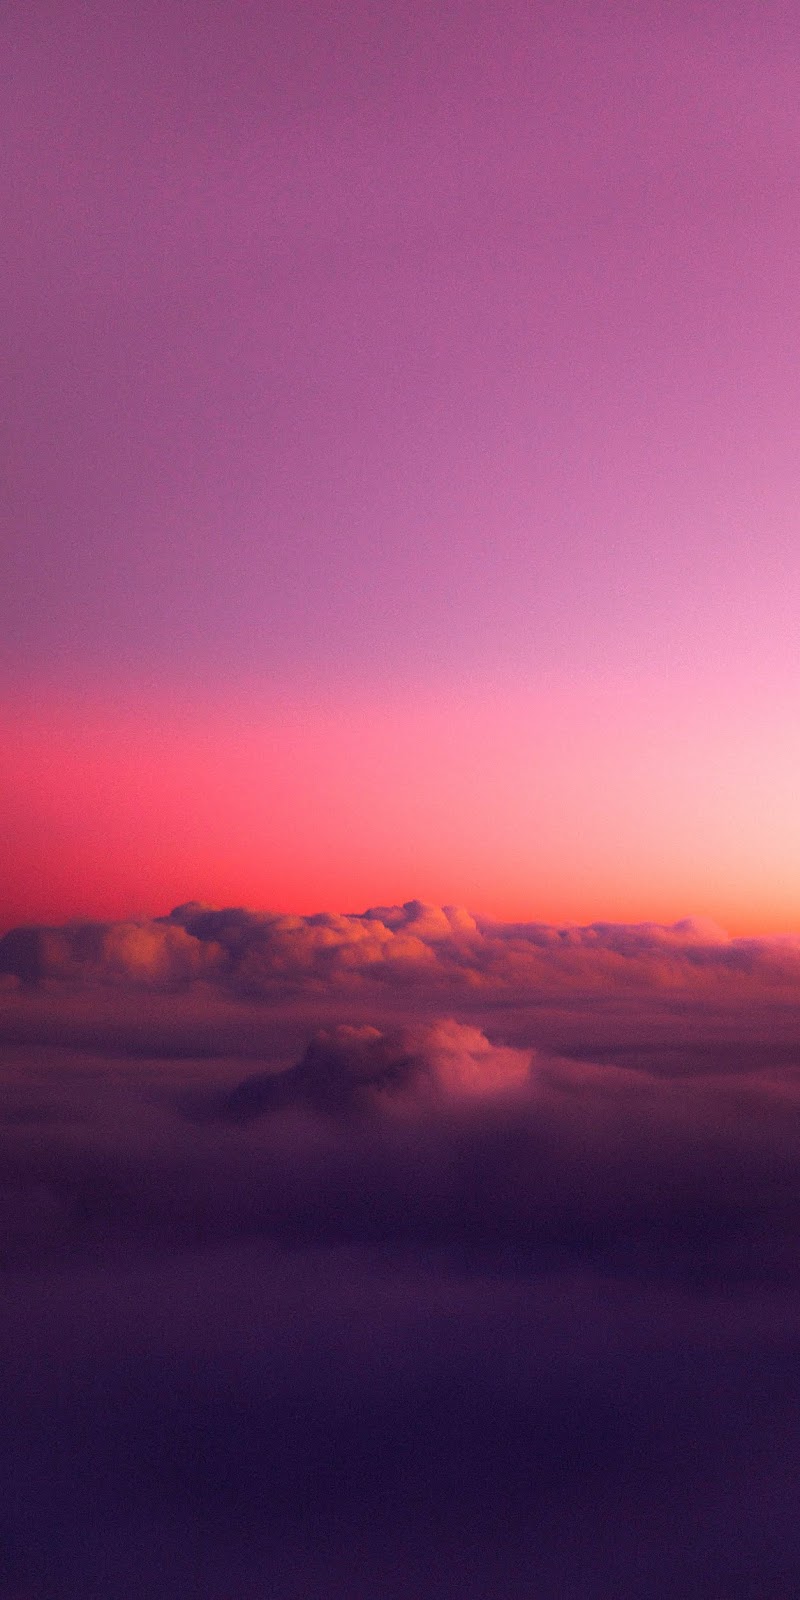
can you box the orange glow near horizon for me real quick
[2,679,799,936]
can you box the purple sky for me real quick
[4,0,800,696]
[4,1,800,931]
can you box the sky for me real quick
[5,10,800,1595]
[3,0,800,930]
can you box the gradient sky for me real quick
[3,0,800,929]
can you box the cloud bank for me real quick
[3,903,800,1597]
[4,898,800,998]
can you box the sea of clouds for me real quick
[2,903,800,1598]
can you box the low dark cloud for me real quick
[3,905,800,1596]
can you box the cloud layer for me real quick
[3,904,800,1597]
[4,899,800,999]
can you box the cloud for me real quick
[4,903,800,1596]
[224,1019,533,1119]
[2,902,800,1286]
[3,901,800,1004]
[0,916,224,987]
[3,1012,800,1292]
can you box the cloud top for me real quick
[3,900,800,1001]
[224,1019,533,1119]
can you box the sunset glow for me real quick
[4,4,800,1597]
[3,672,799,932]
[3,1,800,938]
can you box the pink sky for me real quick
[2,672,798,933]
[2,1,799,930]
